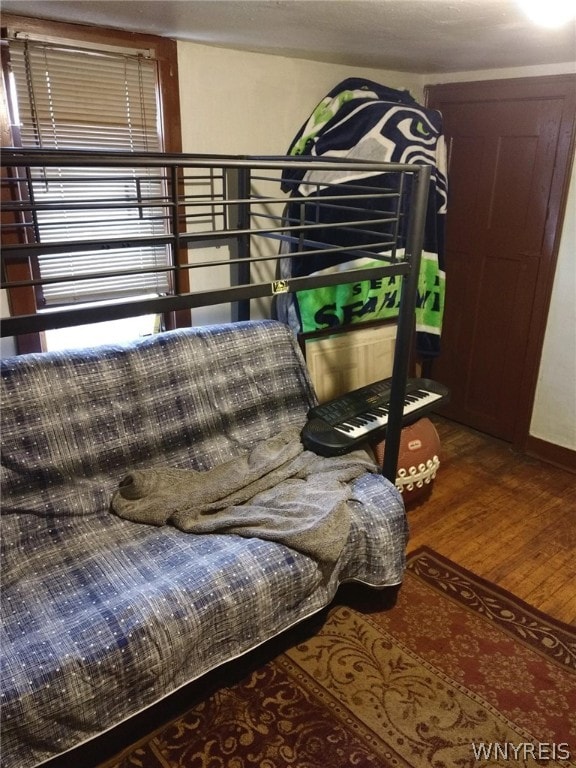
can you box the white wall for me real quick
[530,160,576,450]
[177,43,424,155]
[176,42,575,450]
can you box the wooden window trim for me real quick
[1,14,186,353]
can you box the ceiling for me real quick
[2,0,575,74]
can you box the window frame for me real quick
[1,14,185,353]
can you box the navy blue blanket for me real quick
[276,78,448,358]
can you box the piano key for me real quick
[333,390,444,439]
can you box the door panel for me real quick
[426,77,576,443]
[464,254,539,437]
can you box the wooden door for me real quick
[426,76,576,444]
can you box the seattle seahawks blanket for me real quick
[275,78,447,358]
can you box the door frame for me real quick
[425,74,576,450]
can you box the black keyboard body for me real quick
[301,377,449,456]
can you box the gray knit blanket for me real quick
[111,427,377,565]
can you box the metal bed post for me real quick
[230,165,251,322]
[381,165,431,482]
[169,164,183,293]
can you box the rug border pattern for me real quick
[407,547,576,671]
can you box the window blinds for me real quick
[9,38,171,305]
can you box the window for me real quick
[1,15,183,352]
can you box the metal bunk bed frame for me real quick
[1,149,431,481]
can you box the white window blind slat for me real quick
[9,38,170,306]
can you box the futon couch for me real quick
[0,319,408,768]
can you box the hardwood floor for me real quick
[406,417,576,625]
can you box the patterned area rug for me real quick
[103,547,575,768]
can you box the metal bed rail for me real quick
[1,149,428,332]
[1,149,431,480]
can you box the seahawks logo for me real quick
[299,102,448,215]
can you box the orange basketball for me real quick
[373,418,441,506]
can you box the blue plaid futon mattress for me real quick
[0,320,407,768]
